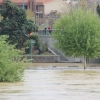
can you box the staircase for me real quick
[49,48,69,62]
[38,34,81,63]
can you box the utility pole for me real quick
[34,0,36,25]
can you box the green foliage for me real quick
[0,0,38,49]
[23,35,48,54]
[26,9,34,21]
[0,36,24,82]
[23,35,39,54]
[23,39,34,54]
[30,35,40,48]
[23,39,30,54]
[52,8,100,59]
[0,15,3,20]
[40,43,48,53]
[30,35,48,53]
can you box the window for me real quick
[36,5,38,10]
[25,5,27,9]
[0,5,2,8]
[39,5,43,10]
[36,13,38,18]
[39,14,43,18]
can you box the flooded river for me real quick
[0,63,100,100]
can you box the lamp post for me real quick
[77,0,80,7]
[30,40,35,63]
[22,0,24,9]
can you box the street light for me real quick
[22,0,24,9]
[25,33,35,63]
[30,40,35,63]
[77,0,80,7]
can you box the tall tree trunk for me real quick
[84,56,86,69]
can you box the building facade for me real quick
[28,0,45,26]
[44,10,60,28]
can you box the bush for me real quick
[0,36,24,82]
[29,35,40,49]
[23,35,48,54]
[40,43,48,53]
[30,35,48,52]
[23,39,31,54]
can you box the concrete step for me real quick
[49,47,69,61]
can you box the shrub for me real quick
[23,35,48,54]
[29,35,40,49]
[23,39,31,54]
[40,43,48,53]
[0,36,24,82]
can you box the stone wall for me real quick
[38,35,54,48]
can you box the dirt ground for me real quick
[33,49,54,55]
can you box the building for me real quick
[63,0,100,10]
[28,0,44,26]
[63,0,77,5]
[35,2,44,26]
[0,0,45,26]
[87,0,100,3]
[44,10,60,28]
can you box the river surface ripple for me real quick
[0,66,100,100]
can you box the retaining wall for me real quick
[23,55,60,63]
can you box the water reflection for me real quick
[0,64,100,100]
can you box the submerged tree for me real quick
[52,8,100,69]
[0,0,38,49]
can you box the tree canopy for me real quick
[0,0,38,49]
[52,8,100,69]
[26,9,34,21]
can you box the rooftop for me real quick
[0,0,28,4]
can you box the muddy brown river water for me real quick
[0,63,100,100]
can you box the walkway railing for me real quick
[34,29,53,35]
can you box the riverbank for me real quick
[24,63,100,69]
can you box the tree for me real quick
[26,9,34,21]
[52,8,100,69]
[0,0,38,49]
[0,36,24,82]
[0,15,3,21]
